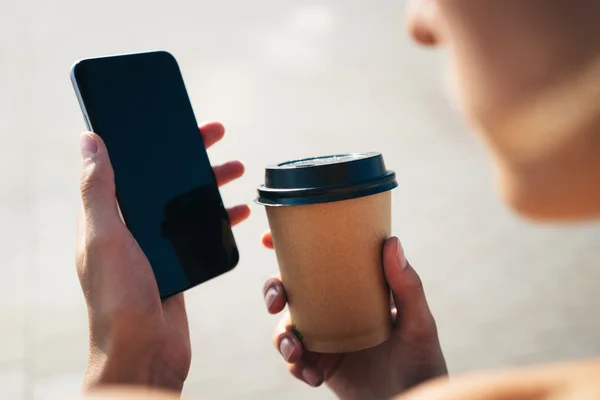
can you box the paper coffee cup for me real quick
[256,153,398,353]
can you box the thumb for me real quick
[383,237,437,338]
[79,133,121,230]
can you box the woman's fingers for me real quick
[383,237,438,341]
[288,358,325,388]
[266,280,344,388]
[227,205,251,226]
[199,122,225,149]
[262,232,274,249]
[285,340,343,387]
[263,276,286,314]
[261,233,337,388]
[198,122,248,226]
[213,161,244,187]
[272,311,304,365]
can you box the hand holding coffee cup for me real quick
[258,153,447,396]
[257,153,398,353]
[261,235,447,397]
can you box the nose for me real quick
[406,0,441,47]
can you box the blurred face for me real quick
[406,0,600,221]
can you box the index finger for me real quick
[199,121,225,149]
[263,276,287,314]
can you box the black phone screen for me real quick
[71,51,239,298]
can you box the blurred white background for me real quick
[2,0,600,399]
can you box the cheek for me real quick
[435,0,600,220]
[443,45,600,221]
[438,2,600,164]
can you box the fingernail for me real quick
[80,133,98,160]
[279,337,295,362]
[264,286,278,308]
[397,239,408,269]
[302,368,323,387]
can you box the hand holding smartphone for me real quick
[71,51,240,298]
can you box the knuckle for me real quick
[80,164,113,201]
[77,232,119,287]
[420,317,439,340]
[273,314,293,344]
[407,267,425,293]
[405,314,439,344]
[80,164,100,193]
[75,241,86,271]
[75,249,88,284]
[85,230,118,255]
[287,364,297,376]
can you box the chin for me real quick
[497,168,600,223]
[501,188,568,222]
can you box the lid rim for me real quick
[258,171,396,198]
[257,152,396,206]
[256,180,398,207]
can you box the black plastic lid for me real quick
[256,153,397,206]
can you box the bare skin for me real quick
[81,386,182,400]
[408,0,600,220]
[397,360,600,400]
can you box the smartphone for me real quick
[71,51,239,298]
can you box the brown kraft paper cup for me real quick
[256,153,397,353]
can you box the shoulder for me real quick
[396,359,600,400]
